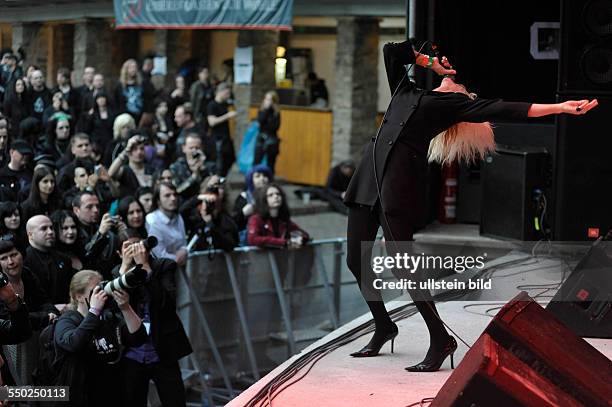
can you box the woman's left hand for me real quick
[112,289,130,310]
[560,99,598,115]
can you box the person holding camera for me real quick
[170,132,211,199]
[114,231,192,407]
[53,269,146,407]
[61,158,113,213]
[42,90,73,127]
[108,134,156,197]
[185,187,239,252]
[72,191,125,279]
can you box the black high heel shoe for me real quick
[404,336,457,372]
[350,323,399,357]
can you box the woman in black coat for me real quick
[77,92,116,146]
[343,40,598,372]
[253,91,281,174]
[2,78,28,135]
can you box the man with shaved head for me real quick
[24,215,74,305]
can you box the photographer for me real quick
[72,191,124,279]
[114,231,192,407]
[108,134,156,197]
[170,132,211,199]
[53,269,146,407]
[184,187,239,252]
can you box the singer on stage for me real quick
[343,39,598,372]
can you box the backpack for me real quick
[32,319,63,386]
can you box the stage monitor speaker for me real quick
[553,95,612,240]
[431,334,585,407]
[546,237,612,338]
[559,0,612,94]
[432,292,612,407]
[456,162,481,224]
[480,145,549,241]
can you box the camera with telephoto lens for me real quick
[99,264,147,295]
[97,236,158,295]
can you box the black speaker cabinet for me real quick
[433,292,612,407]
[553,95,612,241]
[480,145,549,241]
[559,0,612,94]
[456,162,481,224]
[546,237,612,338]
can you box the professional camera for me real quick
[100,264,147,295]
[98,236,158,295]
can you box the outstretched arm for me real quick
[528,99,599,117]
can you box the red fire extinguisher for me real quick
[438,161,458,223]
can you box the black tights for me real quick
[346,204,449,349]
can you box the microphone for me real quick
[431,43,455,80]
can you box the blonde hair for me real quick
[427,85,495,165]
[428,121,495,165]
[260,90,280,114]
[119,59,141,87]
[68,270,102,309]
[113,113,136,139]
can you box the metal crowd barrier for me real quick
[177,237,358,402]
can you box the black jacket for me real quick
[76,222,119,280]
[24,246,75,305]
[114,257,192,363]
[0,267,59,331]
[344,40,532,227]
[257,107,280,137]
[54,309,147,406]
[0,300,33,385]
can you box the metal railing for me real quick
[178,237,351,402]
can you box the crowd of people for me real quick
[0,47,316,406]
